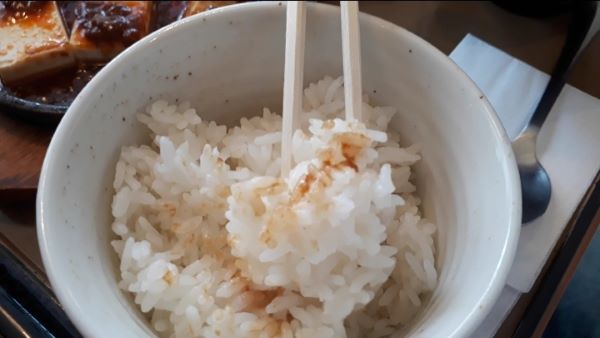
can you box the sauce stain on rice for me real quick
[335,132,370,171]
[323,119,335,130]
[260,132,372,248]
[110,76,437,338]
[264,206,296,247]
[162,270,174,285]
[291,167,318,203]
[161,201,177,217]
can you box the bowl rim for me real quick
[36,2,521,337]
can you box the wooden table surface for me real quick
[0,1,599,337]
[1,1,599,194]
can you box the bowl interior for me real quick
[38,3,519,338]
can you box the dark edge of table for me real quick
[1,169,599,338]
[512,169,600,338]
[0,234,82,338]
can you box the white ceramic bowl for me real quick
[37,2,520,337]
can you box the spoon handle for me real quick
[523,2,599,134]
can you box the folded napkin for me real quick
[449,34,600,336]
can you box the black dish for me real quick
[0,1,234,125]
[0,88,66,125]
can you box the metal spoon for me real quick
[514,2,599,224]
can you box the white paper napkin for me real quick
[449,34,600,337]
[450,34,600,292]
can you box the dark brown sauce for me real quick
[4,64,103,105]
[57,1,79,34]
[0,1,47,22]
[0,1,51,27]
[73,2,144,45]
[152,1,187,30]
[2,1,234,106]
[186,1,236,16]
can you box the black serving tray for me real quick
[0,236,81,338]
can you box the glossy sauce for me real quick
[2,1,231,106]
[57,1,79,34]
[152,1,187,30]
[74,2,144,45]
[0,1,50,27]
[4,64,102,105]
[186,1,236,16]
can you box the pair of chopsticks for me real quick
[280,1,362,177]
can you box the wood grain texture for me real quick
[0,111,53,200]
[357,1,600,98]
[0,1,599,193]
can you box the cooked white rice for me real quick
[111,76,437,338]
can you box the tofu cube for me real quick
[69,1,151,62]
[0,1,75,84]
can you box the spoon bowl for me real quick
[512,130,552,224]
[518,161,552,224]
[513,2,598,224]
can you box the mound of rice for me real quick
[111,76,437,338]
